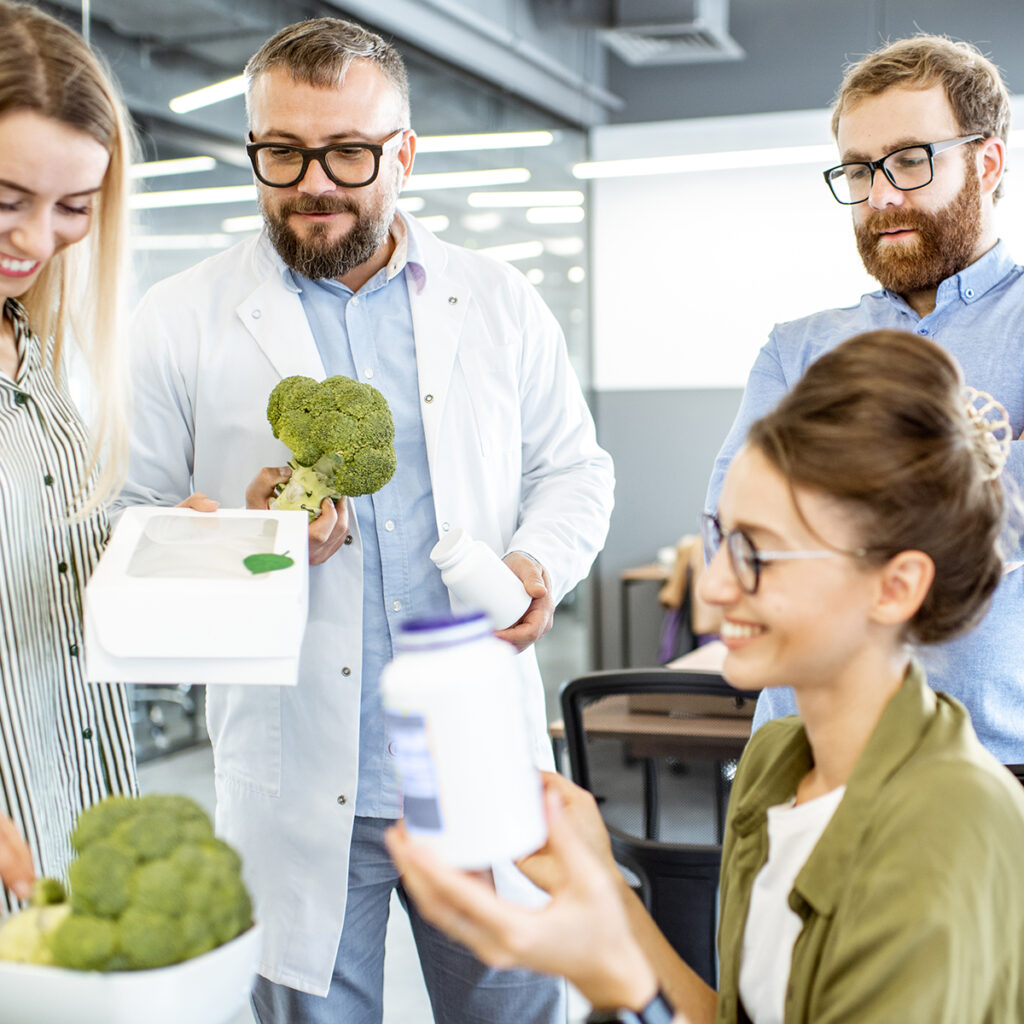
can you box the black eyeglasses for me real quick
[246,128,407,188]
[701,512,853,595]
[823,134,984,205]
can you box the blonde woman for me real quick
[0,2,136,910]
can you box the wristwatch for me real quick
[585,988,676,1024]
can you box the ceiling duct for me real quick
[602,0,744,66]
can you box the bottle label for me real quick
[385,710,445,833]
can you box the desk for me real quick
[619,562,670,666]
[549,682,751,840]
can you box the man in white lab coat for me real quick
[118,16,614,1024]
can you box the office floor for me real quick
[135,604,593,1024]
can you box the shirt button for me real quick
[58,562,68,573]
[363,368,373,379]
[384,519,395,532]
[341,666,352,676]
[343,534,353,545]
[965,288,975,298]
[43,474,54,486]
[441,522,450,532]
[14,392,26,405]
[424,394,434,404]
[69,644,79,657]
[392,600,402,612]
[350,297,360,308]
[251,309,261,320]
[82,728,93,740]
[337,795,347,805]
[917,327,929,335]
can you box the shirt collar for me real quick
[2,298,39,389]
[270,210,427,296]
[883,239,1015,310]
[729,660,937,917]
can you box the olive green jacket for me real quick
[716,663,1024,1024]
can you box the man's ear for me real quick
[977,136,1005,198]
[871,550,935,627]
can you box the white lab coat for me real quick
[119,215,615,995]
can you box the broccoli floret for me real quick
[30,877,66,907]
[39,793,253,972]
[48,914,117,971]
[266,374,397,521]
[0,900,70,965]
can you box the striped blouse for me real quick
[0,298,136,913]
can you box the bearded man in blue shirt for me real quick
[706,34,1024,764]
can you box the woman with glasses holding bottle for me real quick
[388,328,1024,1023]
[0,3,137,909]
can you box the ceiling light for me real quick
[221,214,263,233]
[132,234,233,250]
[525,268,545,285]
[131,185,257,210]
[169,74,246,114]
[130,156,217,179]
[419,214,451,233]
[468,190,584,208]
[477,241,544,262]
[416,131,554,153]
[461,211,503,233]
[544,236,585,257]
[573,144,837,180]
[567,266,586,284]
[526,206,585,224]
[397,196,425,213]
[406,168,530,191]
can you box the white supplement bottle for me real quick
[381,613,546,868]
[429,527,531,630]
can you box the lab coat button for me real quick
[448,295,458,305]
[424,394,434,403]
[344,534,353,545]
[441,522,450,532]
[337,795,347,805]
[342,666,352,676]
[251,309,261,320]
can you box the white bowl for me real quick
[0,922,262,1024]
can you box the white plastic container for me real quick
[429,528,531,630]
[381,614,546,868]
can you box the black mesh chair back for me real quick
[559,668,757,987]
[1006,764,1024,787]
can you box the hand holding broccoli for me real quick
[266,375,397,522]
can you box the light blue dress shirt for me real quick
[706,242,1024,763]
[292,228,452,816]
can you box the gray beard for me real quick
[262,199,392,280]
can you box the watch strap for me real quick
[586,988,675,1024]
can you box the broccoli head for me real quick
[266,374,397,521]
[0,794,252,973]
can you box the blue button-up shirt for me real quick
[706,242,1024,762]
[291,220,453,816]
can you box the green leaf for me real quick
[243,552,295,575]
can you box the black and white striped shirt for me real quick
[0,298,136,913]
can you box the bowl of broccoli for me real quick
[0,793,261,1024]
[267,374,397,521]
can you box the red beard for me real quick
[854,169,981,294]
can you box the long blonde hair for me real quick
[0,2,134,512]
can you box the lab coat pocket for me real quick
[457,346,521,457]
[206,683,283,796]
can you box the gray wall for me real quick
[591,387,743,670]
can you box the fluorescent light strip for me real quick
[132,234,233,250]
[478,241,544,262]
[406,168,530,191]
[130,156,217,179]
[574,144,837,180]
[526,206,585,224]
[397,196,425,212]
[170,74,246,114]
[131,184,257,210]
[419,215,450,233]
[468,190,584,208]
[222,214,263,233]
[416,131,554,153]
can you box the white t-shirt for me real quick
[738,785,846,1024]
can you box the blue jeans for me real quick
[251,816,565,1024]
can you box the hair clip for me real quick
[962,386,1012,481]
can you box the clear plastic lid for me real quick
[395,612,492,651]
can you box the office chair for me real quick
[1006,764,1024,787]
[559,668,756,986]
